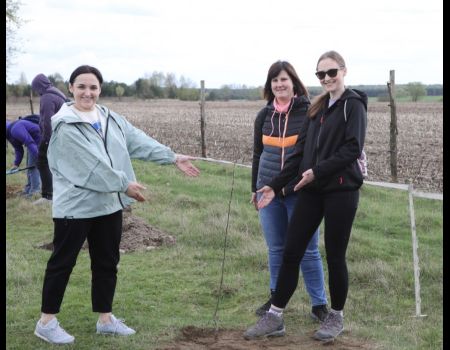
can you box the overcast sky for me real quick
[7,0,443,88]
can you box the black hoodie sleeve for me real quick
[312,98,367,179]
[267,116,310,194]
[251,109,266,192]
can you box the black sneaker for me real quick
[310,304,329,323]
[255,297,272,317]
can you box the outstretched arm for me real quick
[174,154,200,177]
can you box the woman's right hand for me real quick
[125,181,147,202]
[256,186,275,209]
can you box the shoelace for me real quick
[256,312,272,326]
[112,318,128,332]
[265,312,282,323]
[48,321,69,335]
[321,313,339,330]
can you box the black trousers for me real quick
[272,190,359,311]
[36,142,52,200]
[41,210,123,314]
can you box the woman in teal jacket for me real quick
[34,65,200,345]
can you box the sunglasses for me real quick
[315,68,342,80]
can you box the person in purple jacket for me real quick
[31,74,68,203]
[6,118,42,197]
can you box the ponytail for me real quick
[307,92,328,118]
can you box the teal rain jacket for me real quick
[48,102,176,218]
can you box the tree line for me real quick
[6,71,442,102]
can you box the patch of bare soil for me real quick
[158,326,378,350]
[36,209,176,253]
[6,184,23,199]
[120,209,176,252]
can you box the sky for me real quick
[6,0,443,89]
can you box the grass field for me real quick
[6,155,443,349]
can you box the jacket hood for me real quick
[31,74,52,95]
[51,103,110,131]
[31,74,67,100]
[341,88,368,111]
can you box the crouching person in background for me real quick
[6,117,41,198]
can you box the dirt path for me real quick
[158,326,379,349]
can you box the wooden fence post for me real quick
[387,70,398,182]
[200,80,207,158]
[29,89,34,115]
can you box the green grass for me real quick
[6,159,442,349]
[397,95,443,102]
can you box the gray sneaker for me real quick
[313,311,344,341]
[243,311,285,340]
[34,318,75,344]
[96,314,136,336]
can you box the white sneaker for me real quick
[32,198,52,205]
[96,314,136,336]
[34,318,75,344]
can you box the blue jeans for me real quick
[258,192,327,306]
[24,151,41,196]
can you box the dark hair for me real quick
[308,51,346,118]
[263,60,308,101]
[69,65,103,85]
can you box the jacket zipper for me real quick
[316,115,324,165]
[104,116,125,208]
[90,115,125,208]
[280,112,290,197]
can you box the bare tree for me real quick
[6,0,24,79]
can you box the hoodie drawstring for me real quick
[279,98,294,169]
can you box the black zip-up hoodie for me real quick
[269,88,367,194]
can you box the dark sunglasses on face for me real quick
[315,68,341,80]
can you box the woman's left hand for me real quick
[126,181,147,202]
[294,168,315,191]
[175,154,200,177]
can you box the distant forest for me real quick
[6,71,443,102]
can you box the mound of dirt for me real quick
[157,326,378,350]
[36,209,176,253]
[120,210,176,252]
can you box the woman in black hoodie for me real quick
[244,51,367,342]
